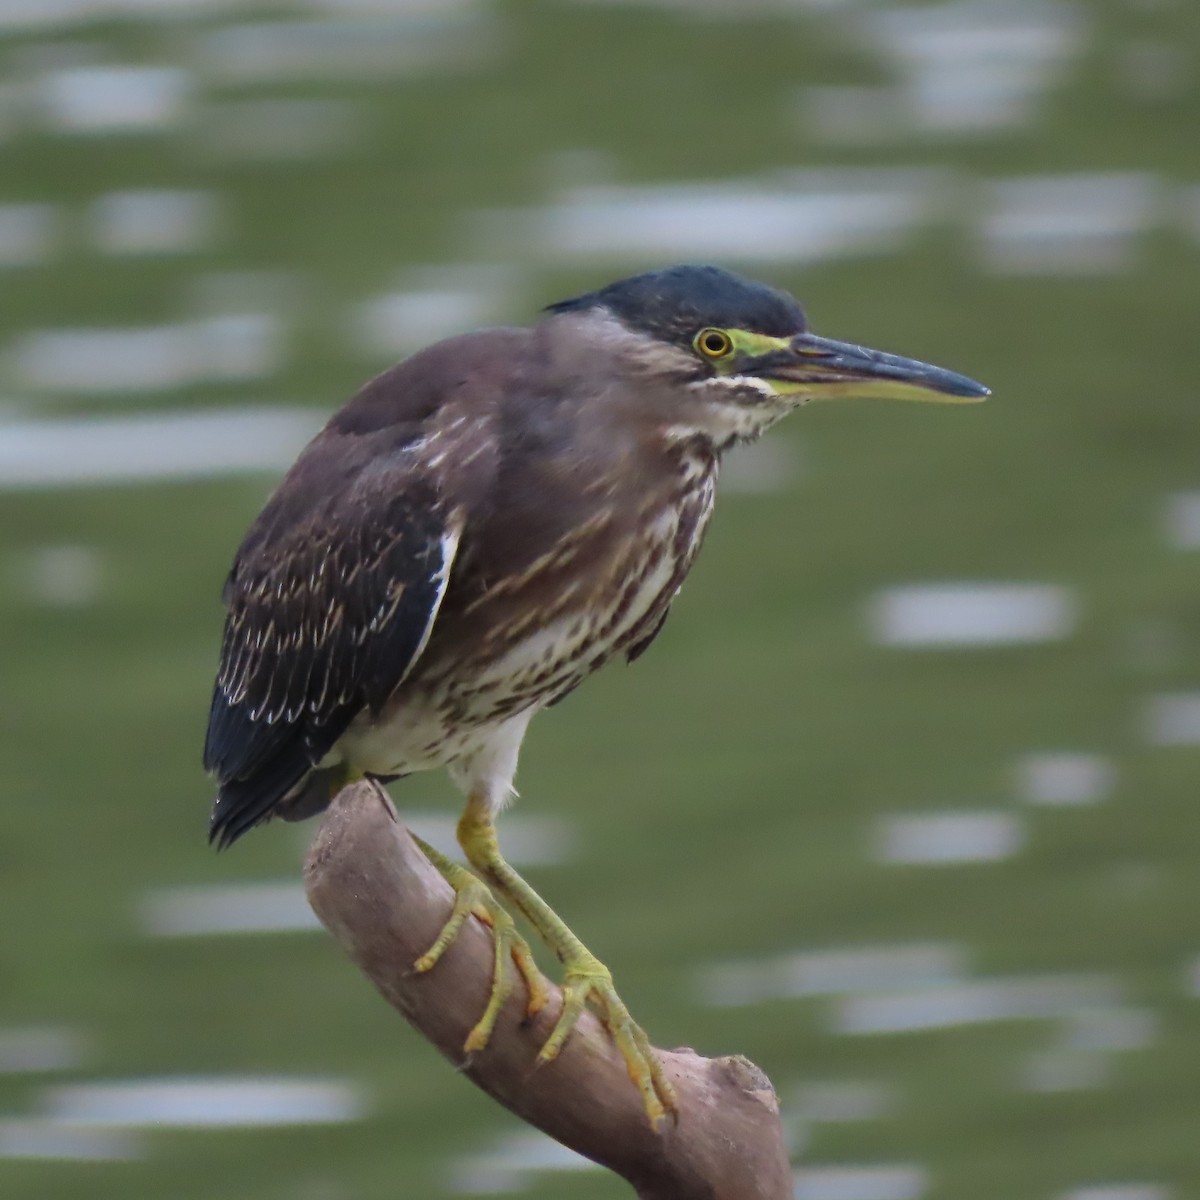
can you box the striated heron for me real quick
[204,264,988,1126]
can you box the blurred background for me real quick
[1,0,1198,1197]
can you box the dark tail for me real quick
[209,760,340,850]
[205,677,355,849]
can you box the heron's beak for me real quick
[758,332,990,404]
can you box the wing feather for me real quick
[203,330,520,846]
[204,461,462,846]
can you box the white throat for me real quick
[671,375,796,449]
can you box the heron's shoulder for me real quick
[328,326,532,437]
[230,332,522,569]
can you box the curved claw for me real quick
[538,954,676,1129]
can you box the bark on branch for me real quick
[303,781,792,1200]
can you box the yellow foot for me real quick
[412,853,548,1055]
[539,950,676,1129]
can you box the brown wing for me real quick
[203,331,524,847]
[202,370,478,847]
[204,456,461,846]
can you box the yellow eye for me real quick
[694,328,733,359]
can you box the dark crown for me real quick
[547,264,807,347]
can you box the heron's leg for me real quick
[457,796,676,1128]
[411,834,548,1053]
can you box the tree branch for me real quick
[303,781,792,1200]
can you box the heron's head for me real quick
[547,264,988,447]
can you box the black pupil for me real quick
[704,333,726,354]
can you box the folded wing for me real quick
[204,453,461,847]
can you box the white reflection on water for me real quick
[794,1163,928,1200]
[802,86,897,146]
[1020,1005,1158,1093]
[0,1027,86,1074]
[1063,1007,1157,1053]
[352,266,523,357]
[1020,1050,1110,1093]
[833,973,1121,1035]
[201,98,361,163]
[0,0,238,31]
[0,1120,140,1161]
[874,810,1024,865]
[0,203,57,267]
[25,545,102,607]
[719,440,797,495]
[13,317,283,392]
[1014,752,1115,807]
[789,1080,897,1124]
[140,882,322,937]
[477,170,948,266]
[1143,692,1200,746]
[1060,1187,1170,1200]
[0,408,322,488]
[977,173,1160,275]
[448,1129,597,1195]
[1164,492,1200,550]
[698,941,966,1008]
[869,582,1077,647]
[43,1076,364,1128]
[89,190,218,257]
[199,8,493,84]
[862,0,1086,135]
[38,65,190,134]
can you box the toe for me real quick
[411,870,545,1058]
[534,960,673,1130]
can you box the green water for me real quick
[2,1,1199,1197]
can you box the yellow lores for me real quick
[695,326,990,405]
